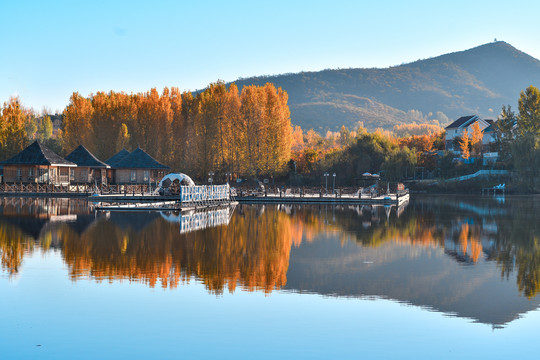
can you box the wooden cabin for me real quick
[106,147,169,184]
[104,149,130,184]
[0,141,76,185]
[65,145,110,185]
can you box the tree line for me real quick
[488,85,540,191]
[0,81,292,181]
[4,82,540,188]
[62,82,292,180]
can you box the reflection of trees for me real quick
[59,207,297,293]
[487,199,540,298]
[0,198,92,274]
[0,224,32,273]
[2,197,540,299]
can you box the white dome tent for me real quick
[155,173,196,195]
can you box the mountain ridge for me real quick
[228,41,540,131]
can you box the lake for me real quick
[1,195,540,359]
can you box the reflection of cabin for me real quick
[0,141,76,185]
[65,145,110,185]
[106,147,169,184]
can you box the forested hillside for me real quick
[231,42,540,131]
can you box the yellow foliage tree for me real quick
[459,129,470,159]
[0,97,29,159]
[470,122,483,155]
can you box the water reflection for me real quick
[2,196,540,325]
[160,206,234,233]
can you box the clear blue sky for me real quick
[1,0,540,113]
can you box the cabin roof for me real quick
[483,124,494,133]
[65,145,109,168]
[105,149,130,167]
[110,148,169,169]
[0,141,76,167]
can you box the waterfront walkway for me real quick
[236,192,409,206]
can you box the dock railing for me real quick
[179,184,230,203]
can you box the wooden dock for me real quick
[236,192,409,206]
[481,187,505,195]
[0,186,410,207]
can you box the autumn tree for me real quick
[382,146,417,181]
[169,87,185,170]
[224,84,242,176]
[459,129,470,159]
[36,115,53,143]
[0,97,28,159]
[38,82,292,180]
[470,122,483,155]
[24,115,38,140]
[291,126,304,151]
[393,123,443,137]
[62,92,94,153]
[339,125,352,147]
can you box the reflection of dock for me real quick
[94,184,237,211]
[237,192,409,206]
[160,206,235,233]
[95,201,238,212]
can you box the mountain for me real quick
[230,42,540,132]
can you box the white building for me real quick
[445,115,491,152]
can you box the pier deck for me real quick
[0,189,409,206]
[236,193,409,206]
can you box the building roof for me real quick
[65,145,109,168]
[105,149,130,167]
[111,147,169,169]
[445,115,480,129]
[483,124,494,133]
[0,141,76,167]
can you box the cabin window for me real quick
[39,168,46,182]
[28,168,33,179]
[143,170,149,182]
[70,168,75,181]
[130,170,136,182]
[16,168,22,181]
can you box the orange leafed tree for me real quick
[0,97,29,159]
[470,122,483,155]
[59,83,293,180]
[459,129,470,159]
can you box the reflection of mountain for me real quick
[285,237,540,325]
[2,196,540,326]
[281,196,540,325]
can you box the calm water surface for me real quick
[1,195,540,359]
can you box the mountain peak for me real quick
[231,43,540,132]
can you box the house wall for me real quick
[71,167,107,184]
[445,120,490,151]
[113,169,166,184]
[482,131,496,149]
[73,167,91,183]
[3,165,71,185]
